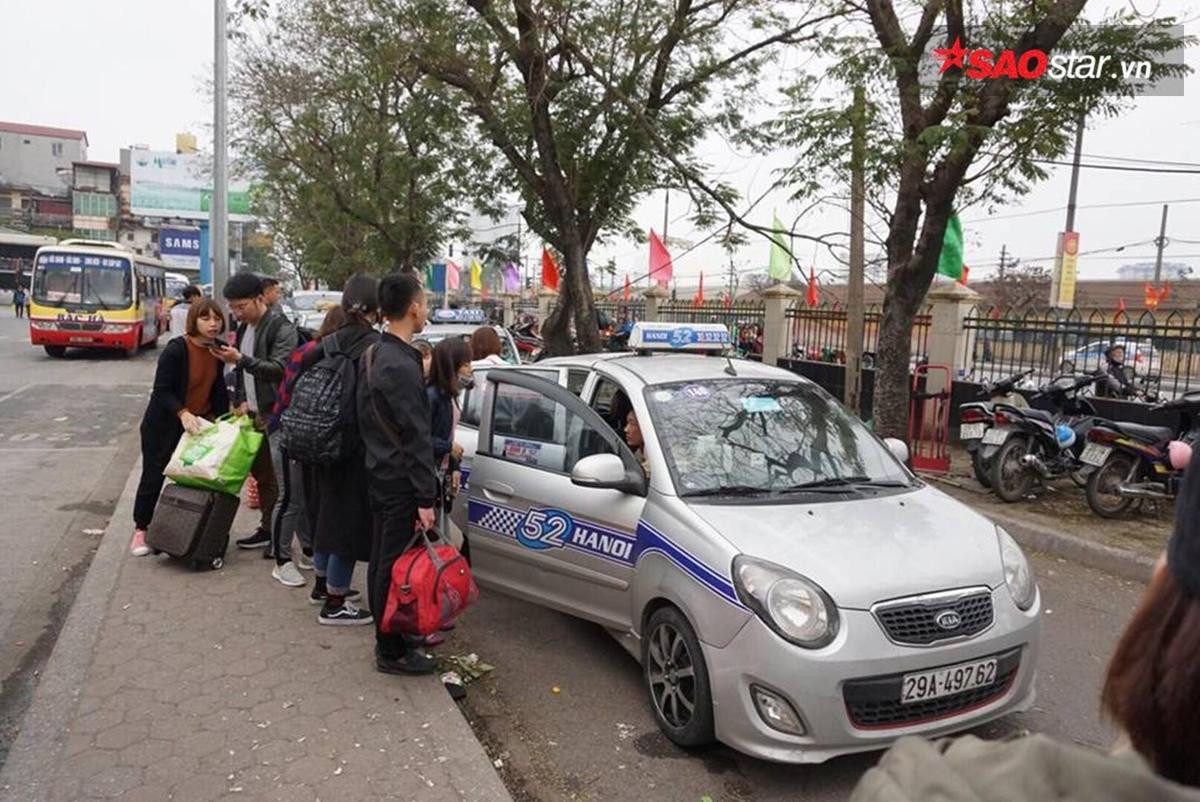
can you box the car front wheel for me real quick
[643,606,715,748]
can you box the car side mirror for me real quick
[571,453,644,494]
[884,438,909,464]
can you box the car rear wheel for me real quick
[991,437,1033,502]
[643,606,714,748]
[1086,454,1137,518]
[44,345,67,359]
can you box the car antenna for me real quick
[724,353,738,376]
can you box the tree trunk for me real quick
[872,261,936,439]
[540,233,600,356]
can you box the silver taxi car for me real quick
[417,308,521,365]
[452,322,1041,763]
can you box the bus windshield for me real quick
[33,252,132,310]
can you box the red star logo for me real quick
[934,37,968,74]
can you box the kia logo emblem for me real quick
[935,610,962,630]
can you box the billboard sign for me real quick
[1050,231,1079,309]
[159,226,202,273]
[130,150,255,222]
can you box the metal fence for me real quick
[657,300,765,326]
[963,306,1200,398]
[594,298,647,324]
[787,303,932,363]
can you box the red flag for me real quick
[481,283,489,301]
[693,271,704,306]
[649,229,673,287]
[806,266,819,307]
[958,265,970,286]
[623,273,631,302]
[446,260,461,291]
[541,248,559,291]
[723,292,732,308]
[1161,281,1172,302]
[1115,297,1126,322]
[1144,283,1161,310]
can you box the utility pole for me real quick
[1153,204,1170,285]
[1050,110,1085,308]
[844,85,866,416]
[212,0,229,302]
[998,244,1008,277]
[662,190,670,241]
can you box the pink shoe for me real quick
[424,632,447,647]
[130,529,151,557]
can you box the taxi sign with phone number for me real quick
[630,322,731,351]
[431,308,486,324]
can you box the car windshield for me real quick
[33,252,132,310]
[292,293,341,311]
[643,379,911,497]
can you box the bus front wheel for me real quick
[44,345,67,359]
[124,329,141,358]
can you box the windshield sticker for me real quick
[742,396,782,413]
[469,500,635,565]
[653,390,674,402]
[503,439,542,465]
[681,384,711,400]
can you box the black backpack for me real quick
[279,333,358,465]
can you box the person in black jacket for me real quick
[131,299,230,555]
[212,273,299,579]
[295,275,380,625]
[357,272,439,675]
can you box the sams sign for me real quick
[159,227,201,273]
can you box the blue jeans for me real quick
[314,550,354,593]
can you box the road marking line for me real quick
[0,384,31,404]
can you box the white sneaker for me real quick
[296,552,315,571]
[272,561,306,588]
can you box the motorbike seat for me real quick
[1020,408,1055,424]
[1111,421,1174,444]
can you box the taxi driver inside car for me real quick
[454,321,1040,764]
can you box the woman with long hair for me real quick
[469,326,506,366]
[131,299,229,556]
[297,275,381,625]
[428,337,473,522]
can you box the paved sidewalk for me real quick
[0,461,511,801]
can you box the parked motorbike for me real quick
[1082,390,1200,518]
[958,369,1035,488]
[510,322,544,362]
[985,372,1104,502]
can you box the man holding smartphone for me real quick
[213,273,301,585]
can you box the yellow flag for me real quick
[470,258,483,291]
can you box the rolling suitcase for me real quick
[146,483,240,570]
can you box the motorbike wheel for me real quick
[971,450,992,489]
[991,437,1034,502]
[1086,454,1137,519]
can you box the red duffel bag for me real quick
[381,529,478,637]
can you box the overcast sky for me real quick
[1,0,1196,291]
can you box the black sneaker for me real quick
[236,529,271,549]
[308,587,361,606]
[318,600,374,626]
[376,650,438,676]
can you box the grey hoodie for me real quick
[851,734,1200,802]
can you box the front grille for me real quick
[844,649,1020,729]
[57,320,102,332]
[874,591,993,645]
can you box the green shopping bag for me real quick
[164,413,264,496]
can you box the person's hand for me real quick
[179,410,205,435]
[451,441,464,461]
[211,343,241,365]
[451,471,461,496]
[416,507,436,532]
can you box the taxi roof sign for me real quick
[430,308,486,324]
[629,322,731,352]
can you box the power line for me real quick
[965,197,1200,224]
[1032,159,1200,174]
[1081,152,1200,168]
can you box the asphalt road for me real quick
[0,308,155,764]
[450,552,1147,801]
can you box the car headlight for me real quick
[102,323,134,334]
[997,527,1036,610]
[30,320,56,331]
[732,555,839,648]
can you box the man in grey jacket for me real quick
[214,273,301,585]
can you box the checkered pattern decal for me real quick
[474,502,524,537]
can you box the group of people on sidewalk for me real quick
[132,271,479,676]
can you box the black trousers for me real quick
[368,493,420,658]
[133,426,179,530]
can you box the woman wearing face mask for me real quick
[428,337,472,517]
